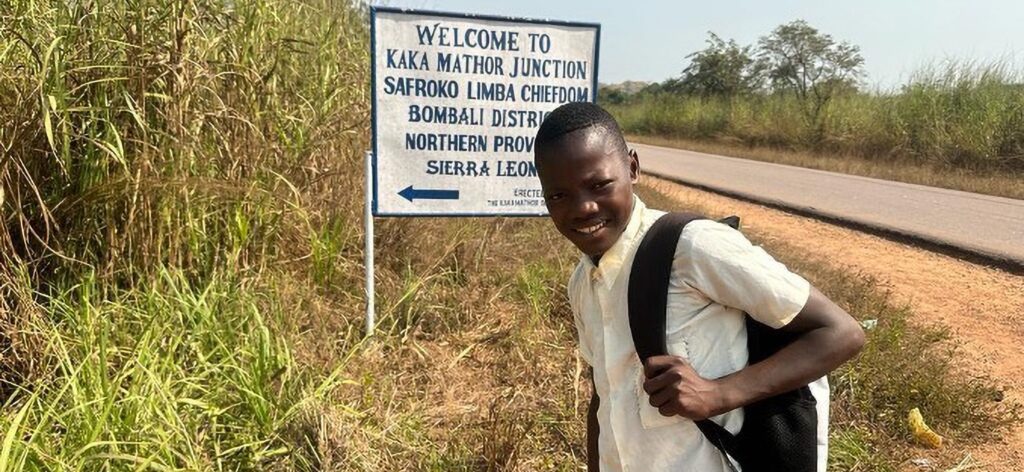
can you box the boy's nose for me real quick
[574,197,599,216]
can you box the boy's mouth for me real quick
[574,220,608,236]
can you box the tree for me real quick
[600,86,629,105]
[758,20,864,131]
[678,33,764,98]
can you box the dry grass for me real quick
[328,217,587,471]
[1,0,374,469]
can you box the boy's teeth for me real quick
[577,221,605,234]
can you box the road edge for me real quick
[646,170,1024,276]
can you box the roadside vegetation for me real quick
[602,21,1024,199]
[2,0,373,469]
[0,3,1016,471]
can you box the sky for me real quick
[377,0,1024,90]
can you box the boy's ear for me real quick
[628,148,640,183]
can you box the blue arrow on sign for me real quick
[398,185,460,202]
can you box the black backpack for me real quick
[627,212,818,472]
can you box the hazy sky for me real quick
[377,0,1024,90]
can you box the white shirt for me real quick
[568,196,829,472]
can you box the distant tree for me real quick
[598,81,655,105]
[758,20,864,131]
[637,80,668,96]
[600,86,628,105]
[679,32,764,98]
[653,77,684,95]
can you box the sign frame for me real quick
[370,6,602,217]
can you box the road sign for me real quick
[371,7,600,216]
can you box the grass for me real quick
[604,62,1024,200]
[0,1,1017,470]
[326,217,587,471]
[1,270,349,470]
[2,0,374,469]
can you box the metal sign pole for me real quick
[364,150,375,337]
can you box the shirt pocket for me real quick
[637,340,689,430]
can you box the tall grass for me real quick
[1,0,370,280]
[606,61,1024,173]
[2,0,371,469]
[0,1,592,468]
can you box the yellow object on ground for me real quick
[908,407,944,448]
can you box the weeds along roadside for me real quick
[0,2,582,468]
[0,1,375,469]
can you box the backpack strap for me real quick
[628,212,744,466]
[628,212,703,361]
[627,211,740,360]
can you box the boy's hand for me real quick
[642,356,723,420]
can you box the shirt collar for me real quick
[580,195,647,290]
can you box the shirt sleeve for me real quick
[567,266,594,365]
[675,220,811,329]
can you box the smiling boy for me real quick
[533,102,865,471]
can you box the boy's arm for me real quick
[587,371,599,472]
[643,285,865,419]
[643,221,864,419]
[717,285,864,410]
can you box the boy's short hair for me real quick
[535,102,629,157]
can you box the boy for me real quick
[533,102,865,471]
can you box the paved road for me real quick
[633,143,1024,272]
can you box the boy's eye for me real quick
[544,193,564,202]
[593,180,613,190]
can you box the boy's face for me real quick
[536,128,639,258]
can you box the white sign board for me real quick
[371,7,600,216]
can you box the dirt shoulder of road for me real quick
[646,176,1024,471]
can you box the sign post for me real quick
[364,150,375,336]
[367,6,600,335]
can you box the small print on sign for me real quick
[371,7,600,216]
